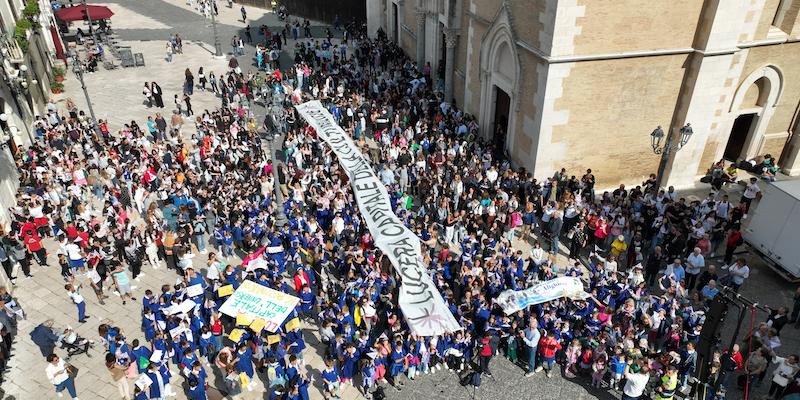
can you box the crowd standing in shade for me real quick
[2,16,798,400]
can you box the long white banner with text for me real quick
[295,101,460,336]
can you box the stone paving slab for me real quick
[5,1,798,400]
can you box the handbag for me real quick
[67,365,79,378]
[718,273,734,287]
[126,362,137,378]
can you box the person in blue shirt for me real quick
[285,354,300,383]
[234,342,255,387]
[269,385,286,400]
[142,308,157,342]
[608,353,627,391]
[286,326,306,362]
[134,385,148,400]
[145,362,166,399]
[321,359,340,399]
[187,377,206,400]
[266,355,286,388]
[221,231,234,258]
[700,280,719,301]
[389,340,407,389]
[131,339,152,374]
[188,360,209,389]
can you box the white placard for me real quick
[186,284,204,298]
[168,299,196,315]
[135,373,152,389]
[149,349,163,362]
[218,280,299,333]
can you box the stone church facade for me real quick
[366,0,800,189]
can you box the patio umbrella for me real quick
[55,5,114,22]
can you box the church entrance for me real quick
[492,86,510,153]
[724,113,756,161]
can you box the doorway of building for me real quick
[392,4,398,42]
[492,86,510,153]
[724,113,756,161]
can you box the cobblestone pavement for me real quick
[3,1,799,399]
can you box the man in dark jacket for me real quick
[546,211,563,255]
[30,319,61,357]
[646,246,665,287]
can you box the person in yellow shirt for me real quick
[656,365,678,400]
[610,235,628,257]
[723,163,738,187]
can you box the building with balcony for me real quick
[0,0,64,228]
[367,0,800,189]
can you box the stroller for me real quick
[58,328,95,359]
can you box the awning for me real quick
[55,5,114,22]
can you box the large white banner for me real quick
[496,277,589,314]
[219,280,299,333]
[295,101,460,336]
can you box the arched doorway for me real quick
[727,65,784,161]
[724,113,756,161]
[493,86,510,151]
[479,21,520,158]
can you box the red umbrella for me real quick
[56,5,114,22]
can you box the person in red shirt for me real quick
[479,333,494,377]
[65,221,79,240]
[20,218,38,240]
[536,331,563,378]
[293,268,309,293]
[76,228,90,249]
[24,234,48,267]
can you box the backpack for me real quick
[460,371,482,387]
[267,365,277,382]
[373,386,386,400]
[735,235,744,246]
[206,342,217,357]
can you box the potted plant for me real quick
[50,79,64,94]
[53,66,65,82]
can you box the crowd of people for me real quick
[1,8,799,400]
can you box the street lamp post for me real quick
[210,5,224,58]
[263,86,288,228]
[650,123,694,191]
[70,50,101,136]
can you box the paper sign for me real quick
[246,258,268,272]
[219,280,299,333]
[169,325,188,339]
[186,284,204,298]
[135,373,153,389]
[236,313,253,326]
[266,246,284,253]
[150,349,163,362]
[228,328,245,343]
[267,334,281,344]
[217,285,234,297]
[168,299,196,315]
[284,317,300,332]
[250,318,267,333]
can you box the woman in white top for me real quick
[729,258,750,293]
[46,353,80,399]
[206,252,222,281]
[768,350,800,400]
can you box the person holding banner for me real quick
[521,318,540,377]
